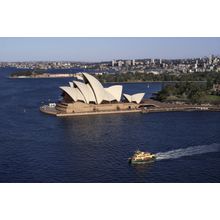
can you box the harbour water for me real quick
[0,68,220,182]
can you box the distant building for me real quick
[132,59,136,66]
[118,60,123,67]
[195,60,198,69]
[125,60,132,66]
[112,60,115,67]
[212,84,220,94]
[213,57,219,64]
[209,55,213,65]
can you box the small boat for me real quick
[128,150,156,164]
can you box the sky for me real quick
[0,37,220,62]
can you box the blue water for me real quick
[0,67,220,182]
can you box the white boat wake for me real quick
[155,143,220,161]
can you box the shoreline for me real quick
[40,104,220,117]
[40,105,142,117]
[9,73,76,79]
[9,75,207,83]
[105,80,207,84]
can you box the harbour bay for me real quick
[0,67,220,182]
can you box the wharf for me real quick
[40,103,220,117]
[40,105,141,117]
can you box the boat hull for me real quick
[128,156,156,164]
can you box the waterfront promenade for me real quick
[40,99,220,117]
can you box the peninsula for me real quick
[10,70,76,78]
[40,73,220,117]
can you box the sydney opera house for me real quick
[41,73,146,116]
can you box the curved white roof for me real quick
[86,84,96,103]
[75,74,84,81]
[60,86,86,102]
[60,73,146,105]
[123,93,145,104]
[73,81,89,103]
[132,93,145,104]
[69,82,74,87]
[105,85,122,102]
[123,93,132,103]
[82,73,105,104]
[73,80,96,104]
[60,86,77,102]
[75,88,86,102]
[103,91,116,102]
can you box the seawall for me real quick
[40,104,220,117]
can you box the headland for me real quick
[39,72,220,117]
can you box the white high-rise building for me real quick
[132,59,135,66]
[195,60,198,69]
[112,60,115,67]
[118,60,122,67]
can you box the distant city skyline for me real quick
[0,37,220,62]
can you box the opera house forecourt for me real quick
[40,73,146,116]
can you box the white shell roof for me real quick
[75,87,86,102]
[60,86,86,102]
[105,85,122,102]
[73,81,90,103]
[60,86,77,102]
[60,73,144,105]
[103,90,116,102]
[82,73,105,104]
[86,84,97,103]
[131,93,145,104]
[69,82,74,87]
[123,93,132,103]
[123,93,145,104]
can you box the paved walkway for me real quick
[40,100,220,117]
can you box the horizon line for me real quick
[0,54,219,63]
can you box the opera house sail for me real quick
[40,73,146,116]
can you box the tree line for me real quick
[97,71,220,83]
